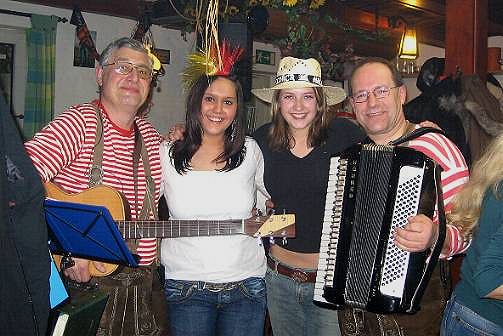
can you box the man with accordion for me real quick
[315,57,470,336]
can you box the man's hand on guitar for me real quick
[63,258,106,283]
[265,199,275,214]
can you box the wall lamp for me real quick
[389,16,418,60]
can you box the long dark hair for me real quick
[170,75,246,174]
[268,86,329,151]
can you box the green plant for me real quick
[172,0,393,60]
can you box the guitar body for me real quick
[45,182,296,278]
[45,182,126,277]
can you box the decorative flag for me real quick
[70,7,99,61]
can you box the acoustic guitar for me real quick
[45,182,295,277]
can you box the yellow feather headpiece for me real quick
[181,0,244,91]
[182,41,243,91]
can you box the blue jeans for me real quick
[164,277,266,336]
[265,267,341,336]
[441,295,503,336]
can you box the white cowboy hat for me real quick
[251,57,346,106]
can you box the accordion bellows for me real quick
[314,143,446,314]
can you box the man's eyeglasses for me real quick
[351,85,400,103]
[103,61,154,80]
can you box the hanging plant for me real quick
[169,0,394,60]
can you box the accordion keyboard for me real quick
[314,156,345,305]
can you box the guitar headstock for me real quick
[244,214,295,238]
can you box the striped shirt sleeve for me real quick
[408,131,470,258]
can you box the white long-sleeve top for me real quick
[160,137,268,283]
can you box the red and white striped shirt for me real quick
[408,129,470,258]
[25,100,162,265]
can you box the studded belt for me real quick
[267,255,317,283]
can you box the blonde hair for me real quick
[448,133,503,239]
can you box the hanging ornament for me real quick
[70,7,99,61]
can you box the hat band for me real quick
[275,73,322,87]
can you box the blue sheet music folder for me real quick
[44,199,139,268]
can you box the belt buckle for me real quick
[291,270,308,283]
[204,283,225,292]
[203,282,238,292]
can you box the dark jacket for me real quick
[0,91,50,335]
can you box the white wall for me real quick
[251,40,280,129]
[0,0,193,133]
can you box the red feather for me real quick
[216,40,244,76]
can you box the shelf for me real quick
[400,72,419,78]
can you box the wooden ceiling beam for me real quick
[12,0,141,20]
[392,0,445,16]
[13,0,503,47]
[445,0,488,78]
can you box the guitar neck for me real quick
[117,219,246,239]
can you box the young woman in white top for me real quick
[160,73,269,336]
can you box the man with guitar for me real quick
[25,37,166,336]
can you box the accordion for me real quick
[314,143,446,314]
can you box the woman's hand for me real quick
[419,120,442,131]
[164,123,186,142]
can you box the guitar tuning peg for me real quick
[282,237,287,245]
[269,236,275,245]
[267,208,275,216]
[256,208,263,217]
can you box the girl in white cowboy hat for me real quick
[252,56,364,336]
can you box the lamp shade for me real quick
[399,26,418,59]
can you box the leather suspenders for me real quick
[89,103,157,220]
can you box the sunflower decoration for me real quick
[309,0,325,9]
[283,0,298,6]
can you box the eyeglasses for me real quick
[103,61,153,80]
[351,85,400,103]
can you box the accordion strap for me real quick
[405,163,447,313]
[390,126,446,146]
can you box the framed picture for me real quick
[73,30,97,68]
[154,48,170,65]
[255,49,275,65]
